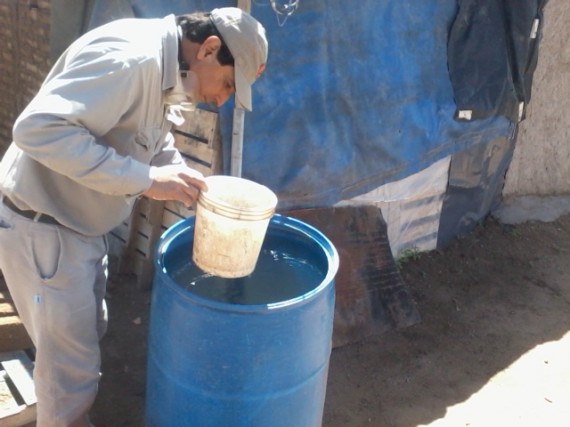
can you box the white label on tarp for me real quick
[518,102,525,121]
[531,18,539,39]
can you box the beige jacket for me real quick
[0,15,185,236]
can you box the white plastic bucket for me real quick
[192,175,278,278]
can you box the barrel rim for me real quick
[154,213,339,312]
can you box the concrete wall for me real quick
[0,0,91,151]
[0,0,52,149]
[502,0,570,198]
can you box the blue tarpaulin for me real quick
[124,0,513,209]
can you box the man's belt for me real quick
[2,196,62,226]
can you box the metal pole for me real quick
[230,107,245,177]
[231,0,252,177]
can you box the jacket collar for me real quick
[161,14,179,91]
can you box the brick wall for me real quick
[0,0,52,152]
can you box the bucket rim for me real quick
[196,196,275,221]
[154,214,339,312]
[199,175,278,219]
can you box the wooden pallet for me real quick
[0,350,36,427]
[108,107,222,289]
[0,291,33,354]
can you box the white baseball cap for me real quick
[210,8,268,111]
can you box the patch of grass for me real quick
[396,247,421,269]
[501,223,521,237]
[508,227,521,237]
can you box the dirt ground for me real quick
[66,212,570,425]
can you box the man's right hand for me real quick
[143,164,208,207]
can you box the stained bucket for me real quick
[192,175,278,278]
[145,214,339,427]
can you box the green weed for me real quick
[396,247,421,269]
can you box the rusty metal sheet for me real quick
[282,206,421,348]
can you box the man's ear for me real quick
[197,35,222,61]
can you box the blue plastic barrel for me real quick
[144,214,339,427]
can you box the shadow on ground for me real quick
[324,214,570,426]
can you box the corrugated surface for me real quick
[284,206,420,348]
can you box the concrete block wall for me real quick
[0,0,52,151]
[502,0,570,198]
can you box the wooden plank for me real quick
[0,403,36,427]
[107,233,128,274]
[128,215,143,245]
[136,200,167,289]
[122,200,165,287]
[1,353,35,406]
[0,315,33,354]
[0,351,31,365]
[132,253,147,282]
[109,222,129,242]
[0,302,16,316]
[0,292,12,303]
[132,233,150,256]
[162,209,186,230]
[0,315,23,328]
[135,221,153,241]
[0,370,20,419]
[174,133,214,161]
[0,351,37,426]
[173,108,217,145]
[138,195,152,213]
[180,157,212,176]
[109,226,128,243]
[164,201,194,219]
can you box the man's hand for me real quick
[143,164,208,207]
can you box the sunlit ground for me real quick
[423,330,570,427]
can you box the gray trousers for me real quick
[0,200,108,427]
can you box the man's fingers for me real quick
[186,177,208,192]
[176,167,207,192]
[179,183,200,207]
[145,165,208,206]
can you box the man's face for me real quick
[182,35,237,108]
[191,60,236,108]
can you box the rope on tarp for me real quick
[253,0,300,26]
[269,0,299,26]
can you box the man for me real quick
[0,7,267,427]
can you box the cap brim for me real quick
[234,65,252,111]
